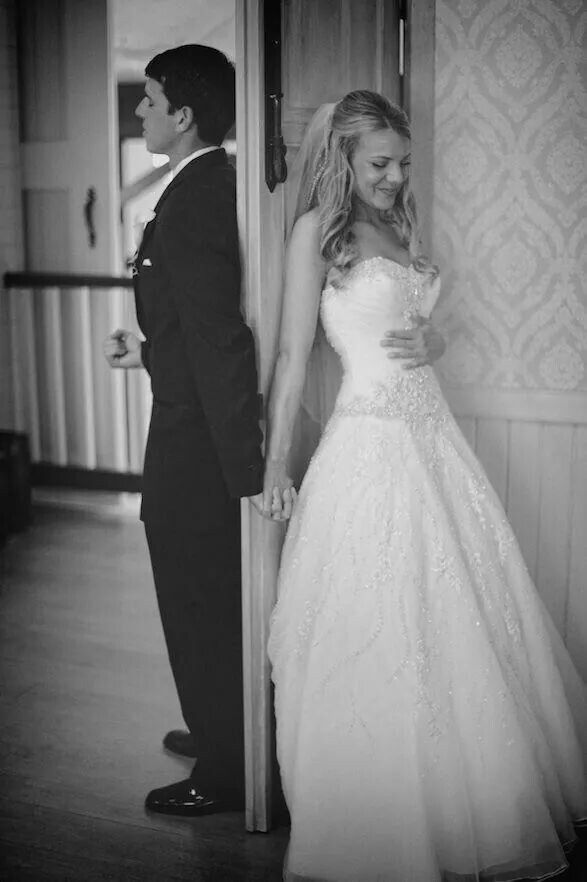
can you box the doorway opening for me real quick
[112,0,237,274]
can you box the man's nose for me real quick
[135,102,144,119]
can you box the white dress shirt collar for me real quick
[171,145,221,179]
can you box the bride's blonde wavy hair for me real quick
[293,90,437,281]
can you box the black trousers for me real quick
[144,503,244,804]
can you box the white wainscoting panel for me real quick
[60,286,97,468]
[454,412,587,680]
[535,425,574,635]
[506,421,542,584]
[567,428,587,680]
[6,284,150,475]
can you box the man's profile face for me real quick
[135,77,178,156]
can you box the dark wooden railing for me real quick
[4,272,134,289]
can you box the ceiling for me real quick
[111,0,235,81]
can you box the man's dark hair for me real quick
[145,45,235,146]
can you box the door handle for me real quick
[84,187,97,248]
[264,0,287,192]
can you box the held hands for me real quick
[381,316,446,369]
[250,317,445,520]
[103,329,143,369]
[252,458,298,522]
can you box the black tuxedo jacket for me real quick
[134,149,264,525]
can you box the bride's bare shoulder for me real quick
[292,207,320,233]
[295,206,321,227]
[289,209,322,261]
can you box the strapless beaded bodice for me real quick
[321,257,448,426]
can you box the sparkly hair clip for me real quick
[307,150,328,206]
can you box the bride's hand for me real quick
[279,485,298,521]
[263,459,297,521]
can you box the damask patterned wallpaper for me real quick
[431,0,587,392]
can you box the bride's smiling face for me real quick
[350,128,410,213]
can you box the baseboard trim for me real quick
[32,463,142,493]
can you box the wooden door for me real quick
[15,0,126,470]
[282,0,401,152]
[237,0,435,832]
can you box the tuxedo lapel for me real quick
[137,217,157,264]
[136,149,227,266]
[153,148,227,214]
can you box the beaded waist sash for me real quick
[333,368,449,427]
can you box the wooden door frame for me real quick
[236,0,286,834]
[236,0,436,832]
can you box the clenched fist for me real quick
[103,329,143,369]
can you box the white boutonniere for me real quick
[132,209,157,250]
[130,210,157,276]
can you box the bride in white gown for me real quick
[263,91,587,882]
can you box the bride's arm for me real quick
[263,210,326,520]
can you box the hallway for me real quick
[0,497,287,881]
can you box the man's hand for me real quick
[259,459,297,521]
[380,316,446,369]
[103,329,143,369]
[249,485,296,521]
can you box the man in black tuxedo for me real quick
[103,45,264,815]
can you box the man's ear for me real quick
[175,105,194,133]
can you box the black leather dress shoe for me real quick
[162,729,198,758]
[145,779,225,816]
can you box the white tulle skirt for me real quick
[268,408,587,882]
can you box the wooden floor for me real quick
[0,497,288,881]
[1,495,586,882]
